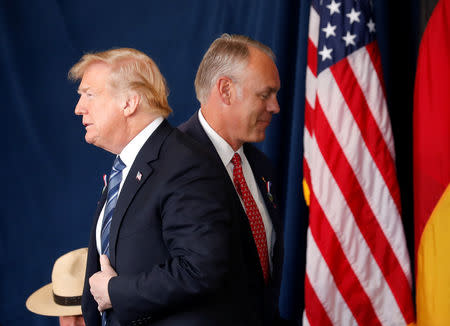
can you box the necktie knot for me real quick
[231,153,241,167]
[112,156,126,172]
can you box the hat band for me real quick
[53,292,81,306]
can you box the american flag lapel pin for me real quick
[262,177,276,208]
[102,174,108,192]
[136,171,142,181]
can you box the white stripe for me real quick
[306,228,358,325]
[316,69,412,282]
[302,310,310,326]
[101,218,112,234]
[306,132,406,325]
[103,242,109,255]
[347,47,396,159]
[305,67,317,110]
[303,127,312,166]
[308,7,320,48]
[105,192,119,207]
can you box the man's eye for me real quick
[260,93,269,100]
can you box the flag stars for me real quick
[342,31,357,46]
[367,18,376,33]
[319,45,333,61]
[346,8,361,24]
[322,22,337,38]
[326,0,341,15]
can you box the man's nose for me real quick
[74,98,85,116]
[267,96,280,114]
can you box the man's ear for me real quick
[217,77,233,106]
[123,92,140,117]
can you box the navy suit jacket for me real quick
[82,120,250,326]
[179,113,284,326]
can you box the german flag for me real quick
[414,0,450,324]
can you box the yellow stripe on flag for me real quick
[417,183,450,325]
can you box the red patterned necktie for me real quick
[231,153,269,283]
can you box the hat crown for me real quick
[52,248,87,297]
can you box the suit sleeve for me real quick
[107,156,232,323]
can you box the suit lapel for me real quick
[108,120,173,267]
[244,144,278,216]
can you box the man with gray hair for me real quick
[179,34,284,325]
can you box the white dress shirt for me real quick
[198,109,274,270]
[96,117,164,254]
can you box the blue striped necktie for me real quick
[101,156,126,257]
[100,156,125,326]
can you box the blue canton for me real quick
[312,0,377,74]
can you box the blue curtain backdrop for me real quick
[1,1,419,325]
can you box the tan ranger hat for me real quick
[26,248,87,316]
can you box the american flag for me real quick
[302,0,415,325]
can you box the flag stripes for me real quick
[303,1,415,325]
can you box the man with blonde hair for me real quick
[179,34,284,325]
[69,48,237,326]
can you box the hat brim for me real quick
[26,283,82,317]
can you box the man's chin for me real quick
[84,134,96,145]
[249,133,266,143]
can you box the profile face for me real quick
[74,62,126,154]
[226,47,280,147]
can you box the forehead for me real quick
[243,47,280,90]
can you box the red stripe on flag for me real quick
[314,100,415,323]
[303,157,311,190]
[304,96,314,136]
[365,42,387,99]
[309,193,382,325]
[305,274,333,326]
[308,38,318,77]
[330,57,402,213]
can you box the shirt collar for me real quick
[198,109,243,166]
[119,116,164,167]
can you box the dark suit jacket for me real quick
[82,120,250,326]
[179,113,284,326]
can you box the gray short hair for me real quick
[194,34,275,104]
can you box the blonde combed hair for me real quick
[69,48,172,117]
[195,34,275,104]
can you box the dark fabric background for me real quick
[1,1,420,325]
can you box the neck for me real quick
[115,113,160,154]
[200,106,242,151]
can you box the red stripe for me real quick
[305,274,333,326]
[314,99,415,323]
[330,57,402,214]
[309,192,382,325]
[303,157,311,191]
[365,42,387,99]
[304,96,314,136]
[308,38,318,77]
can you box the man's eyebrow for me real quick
[77,86,89,93]
[259,86,279,93]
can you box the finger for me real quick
[89,271,101,286]
[100,255,112,271]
